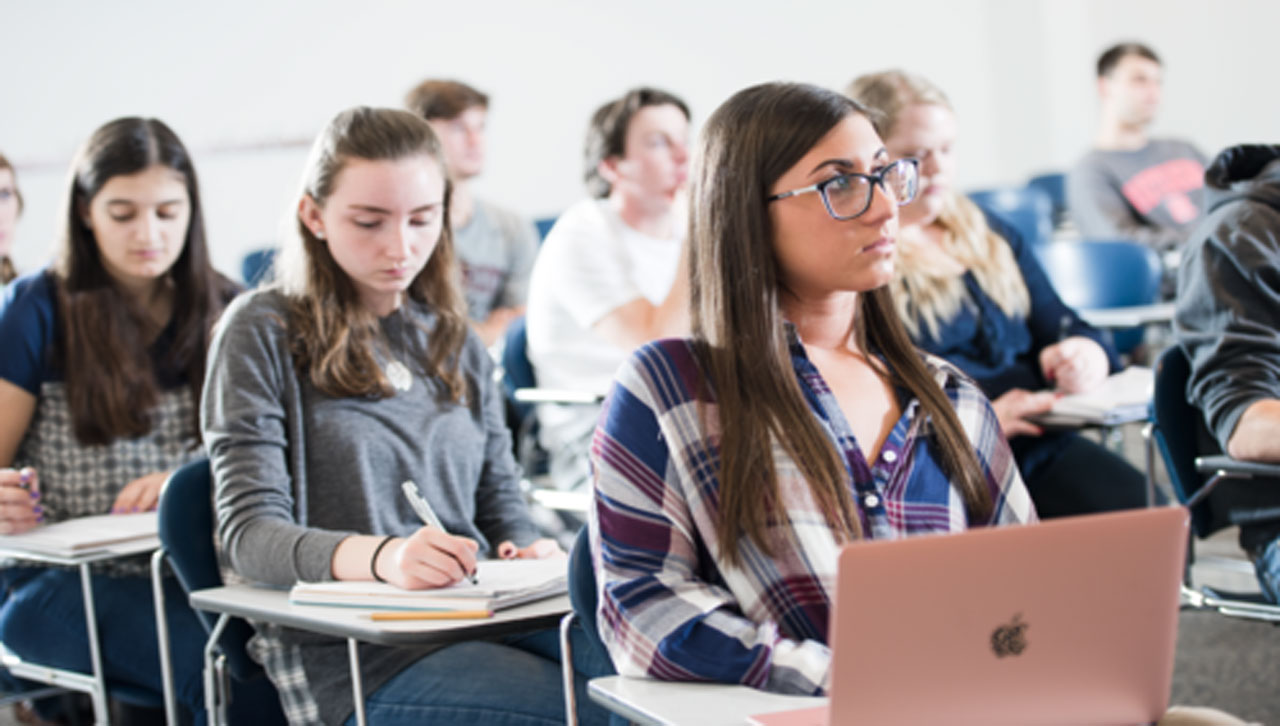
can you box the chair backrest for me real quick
[1027,172,1067,223]
[568,527,614,672]
[241,248,277,288]
[1150,345,1216,536]
[501,316,536,417]
[534,217,558,242]
[968,186,1054,249]
[158,459,263,679]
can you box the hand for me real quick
[380,528,480,590]
[473,307,524,347]
[991,389,1058,438]
[496,538,563,560]
[1039,337,1109,394]
[111,471,169,514]
[0,467,42,535]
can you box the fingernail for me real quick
[112,507,121,513]
[130,506,138,513]
[19,470,31,486]
[36,515,44,524]
[32,506,42,515]
[29,491,40,500]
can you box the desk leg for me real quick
[77,563,109,726]
[1143,422,1157,507]
[347,638,366,726]
[204,613,231,726]
[150,549,179,725]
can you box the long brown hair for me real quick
[0,152,21,284]
[846,70,1029,341]
[53,118,233,445]
[276,106,468,401]
[689,82,992,565]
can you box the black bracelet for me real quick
[370,535,396,583]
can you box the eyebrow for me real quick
[106,198,186,207]
[346,203,442,214]
[808,147,889,176]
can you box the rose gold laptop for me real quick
[749,506,1188,726]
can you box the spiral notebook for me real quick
[289,557,568,612]
[0,512,159,557]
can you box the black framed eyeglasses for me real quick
[767,158,920,220]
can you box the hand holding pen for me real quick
[400,481,479,585]
[0,467,42,535]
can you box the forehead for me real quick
[93,165,188,202]
[885,103,956,146]
[1111,54,1162,78]
[0,168,13,187]
[328,155,445,201]
[799,113,884,166]
[624,104,688,139]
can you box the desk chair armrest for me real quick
[513,388,604,405]
[1195,455,1280,479]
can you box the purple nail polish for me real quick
[36,515,44,524]
[29,490,40,500]
[32,506,42,515]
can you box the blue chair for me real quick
[968,186,1054,249]
[534,217,558,242]
[151,459,286,725]
[1031,239,1163,354]
[1027,172,1067,227]
[559,527,615,726]
[240,248,277,288]
[1146,346,1280,621]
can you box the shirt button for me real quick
[864,494,880,509]
[882,450,898,464]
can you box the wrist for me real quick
[370,536,397,583]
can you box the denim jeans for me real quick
[0,566,278,726]
[1256,536,1280,604]
[343,622,619,726]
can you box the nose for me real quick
[671,141,689,165]
[388,223,414,260]
[137,212,163,245]
[920,151,941,178]
[862,178,898,225]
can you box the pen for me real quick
[400,480,479,585]
[370,609,494,621]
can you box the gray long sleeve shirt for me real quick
[201,288,538,723]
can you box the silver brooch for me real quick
[386,359,413,392]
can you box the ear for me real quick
[1096,76,1110,100]
[597,155,626,186]
[298,195,326,239]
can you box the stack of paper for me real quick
[1041,366,1154,426]
[290,557,568,612]
[0,512,159,556]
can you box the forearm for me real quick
[332,534,403,581]
[221,510,352,585]
[1227,400,1280,462]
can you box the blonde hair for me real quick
[846,70,1029,341]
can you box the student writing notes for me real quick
[203,107,610,726]
[590,83,1035,695]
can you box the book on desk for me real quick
[289,557,568,613]
[1030,366,1153,428]
[0,511,158,557]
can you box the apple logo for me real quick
[991,613,1029,658]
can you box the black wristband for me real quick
[370,535,396,583]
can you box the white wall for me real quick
[3,0,1277,280]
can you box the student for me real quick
[404,79,539,346]
[0,152,22,290]
[1068,42,1207,257]
[589,82,1035,693]
[202,106,610,726]
[848,70,1152,519]
[0,118,248,724]
[525,86,691,493]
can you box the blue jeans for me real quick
[343,623,618,726]
[1256,536,1280,603]
[0,566,278,726]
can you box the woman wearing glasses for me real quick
[587,82,1034,694]
[847,70,1149,518]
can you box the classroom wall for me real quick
[3,0,1277,280]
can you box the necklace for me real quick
[385,359,413,392]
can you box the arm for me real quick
[590,241,690,351]
[590,346,829,695]
[1226,400,1280,462]
[945,370,1038,525]
[1067,158,1184,252]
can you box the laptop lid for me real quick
[750,506,1188,726]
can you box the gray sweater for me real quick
[201,288,538,723]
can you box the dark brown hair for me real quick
[583,86,689,198]
[277,106,468,402]
[404,79,489,121]
[1097,42,1161,77]
[689,82,993,565]
[54,117,233,445]
[0,153,21,284]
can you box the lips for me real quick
[862,237,894,254]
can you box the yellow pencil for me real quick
[370,609,494,621]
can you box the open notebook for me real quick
[1032,366,1153,427]
[290,557,568,612]
[0,512,158,557]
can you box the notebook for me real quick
[1033,366,1154,427]
[749,506,1188,726]
[0,511,159,556]
[290,557,568,612]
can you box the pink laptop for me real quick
[749,506,1188,726]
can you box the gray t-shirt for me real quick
[1067,138,1208,252]
[202,288,538,724]
[453,198,539,321]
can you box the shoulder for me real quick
[0,268,57,322]
[1151,138,1205,160]
[0,269,61,393]
[542,199,612,248]
[475,199,534,236]
[611,338,707,410]
[212,287,291,352]
[919,351,991,412]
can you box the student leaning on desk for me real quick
[0,118,261,724]
[201,106,612,726]
[589,81,1037,697]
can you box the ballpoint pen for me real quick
[401,480,479,585]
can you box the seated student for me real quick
[0,118,254,724]
[525,86,691,492]
[0,152,22,291]
[404,79,539,346]
[847,70,1152,519]
[1177,143,1280,603]
[202,106,611,726]
[589,81,1035,694]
